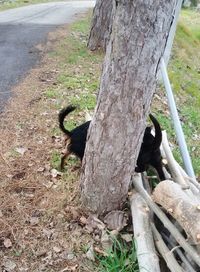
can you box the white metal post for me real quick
[163,0,183,66]
[160,58,196,179]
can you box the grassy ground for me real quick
[154,8,200,175]
[0,0,53,11]
[0,7,199,272]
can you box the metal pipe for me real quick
[163,0,183,66]
[160,57,196,179]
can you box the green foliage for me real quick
[51,150,60,169]
[71,18,91,34]
[58,74,98,92]
[0,0,55,11]
[43,88,58,99]
[70,93,96,110]
[156,9,200,175]
[97,237,139,272]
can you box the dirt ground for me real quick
[0,18,95,272]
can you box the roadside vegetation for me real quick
[46,9,200,270]
[155,8,200,174]
[0,0,56,11]
[0,7,199,272]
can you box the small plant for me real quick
[51,150,61,169]
[97,237,139,272]
[43,88,58,99]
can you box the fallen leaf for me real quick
[120,233,133,243]
[60,264,78,272]
[79,216,87,225]
[50,168,62,178]
[35,249,47,257]
[94,246,108,257]
[30,217,39,226]
[86,214,105,232]
[12,171,26,180]
[2,259,16,271]
[61,251,75,260]
[42,228,54,239]
[101,230,113,251]
[15,147,27,155]
[64,206,80,220]
[37,167,45,172]
[53,246,62,253]
[103,210,128,231]
[86,244,95,261]
[4,238,12,248]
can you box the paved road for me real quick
[0,1,94,112]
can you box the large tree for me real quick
[87,0,113,51]
[81,0,177,215]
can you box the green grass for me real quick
[43,88,58,99]
[154,9,200,175]
[51,150,61,169]
[47,15,101,173]
[97,237,139,272]
[0,0,60,11]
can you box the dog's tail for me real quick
[58,105,76,136]
[149,114,162,150]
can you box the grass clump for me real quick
[97,238,139,272]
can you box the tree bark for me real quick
[87,0,114,51]
[81,0,177,215]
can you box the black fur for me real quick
[59,105,165,181]
[58,106,90,168]
[135,114,165,181]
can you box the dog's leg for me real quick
[151,162,165,181]
[60,149,71,170]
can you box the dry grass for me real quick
[0,16,97,272]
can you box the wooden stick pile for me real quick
[130,131,200,271]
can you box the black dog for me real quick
[59,105,165,180]
[59,105,90,169]
[135,114,165,181]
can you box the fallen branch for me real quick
[162,232,197,272]
[132,173,200,267]
[130,190,160,272]
[151,223,183,272]
[161,131,189,189]
[153,179,200,244]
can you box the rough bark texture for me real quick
[81,0,177,214]
[153,180,200,244]
[87,0,113,51]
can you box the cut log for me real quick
[132,173,200,267]
[153,179,200,244]
[130,191,160,272]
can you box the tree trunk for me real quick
[87,0,113,51]
[81,0,177,215]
